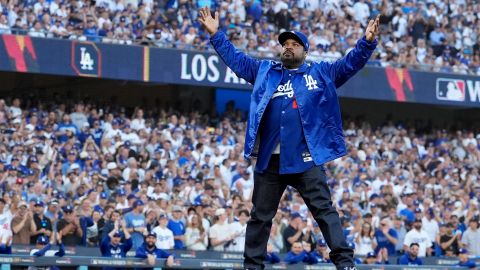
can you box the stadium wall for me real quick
[1,34,480,108]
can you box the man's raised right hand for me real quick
[198,6,219,36]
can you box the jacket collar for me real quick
[272,62,309,73]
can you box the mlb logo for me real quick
[436,78,465,102]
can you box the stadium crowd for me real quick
[0,96,477,267]
[0,0,479,75]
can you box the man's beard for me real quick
[147,242,156,249]
[414,225,421,230]
[280,51,304,68]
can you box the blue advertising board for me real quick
[0,34,480,108]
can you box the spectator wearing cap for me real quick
[30,234,65,270]
[185,212,208,251]
[457,248,476,269]
[12,201,36,244]
[282,212,305,252]
[114,188,129,210]
[100,219,132,266]
[404,218,432,257]
[87,206,106,246]
[438,222,460,256]
[312,239,331,263]
[167,205,185,249]
[461,218,480,256]
[284,241,318,264]
[355,221,376,256]
[152,213,174,250]
[398,242,423,265]
[362,251,377,264]
[30,200,53,245]
[124,199,146,250]
[135,231,174,269]
[374,217,398,256]
[44,199,60,222]
[209,208,232,251]
[57,205,83,246]
[233,170,253,201]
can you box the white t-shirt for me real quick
[0,211,12,244]
[152,226,174,250]
[209,222,231,251]
[403,229,432,257]
[356,235,375,256]
[421,217,439,243]
[226,222,246,252]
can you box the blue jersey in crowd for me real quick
[124,212,146,250]
[398,253,423,265]
[167,219,185,249]
[375,228,398,255]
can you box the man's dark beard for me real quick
[414,225,421,230]
[147,242,156,249]
[280,51,304,69]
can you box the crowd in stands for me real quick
[0,96,478,267]
[0,0,479,75]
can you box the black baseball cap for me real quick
[278,30,309,51]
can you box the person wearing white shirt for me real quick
[184,213,208,251]
[208,208,232,251]
[403,219,432,257]
[421,211,439,245]
[226,210,249,252]
[130,109,146,131]
[352,0,370,26]
[152,214,174,250]
[461,219,480,256]
[122,157,145,182]
[0,199,12,245]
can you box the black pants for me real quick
[243,155,354,270]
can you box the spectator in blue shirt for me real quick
[135,231,174,269]
[458,248,476,269]
[124,199,146,250]
[374,217,398,255]
[311,239,331,263]
[284,241,317,264]
[167,205,186,249]
[100,220,132,270]
[265,243,280,264]
[398,243,423,265]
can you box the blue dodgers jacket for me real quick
[210,32,377,165]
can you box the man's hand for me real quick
[365,15,380,42]
[147,254,156,266]
[198,6,219,36]
[166,255,174,267]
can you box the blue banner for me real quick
[0,34,480,108]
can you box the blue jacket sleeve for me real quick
[284,251,305,264]
[265,252,280,264]
[303,252,318,264]
[155,249,171,259]
[209,31,261,85]
[319,37,377,88]
[54,243,65,257]
[122,238,133,254]
[135,246,148,259]
[100,235,110,255]
[33,244,52,257]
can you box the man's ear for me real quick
[304,51,308,60]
